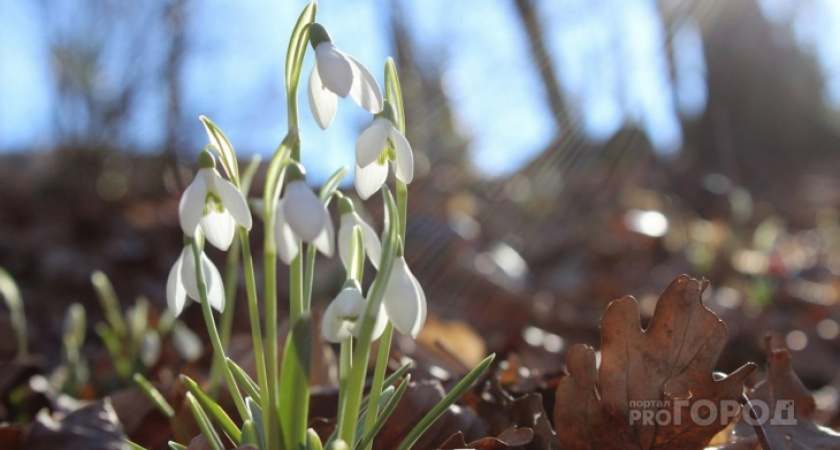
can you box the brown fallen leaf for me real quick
[724,335,840,449]
[438,426,534,449]
[554,275,756,450]
[22,398,128,450]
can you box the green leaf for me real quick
[167,442,188,450]
[241,419,260,447]
[199,116,240,186]
[384,58,405,133]
[396,354,495,450]
[357,375,411,450]
[318,166,348,203]
[181,375,242,445]
[0,266,27,360]
[127,440,147,450]
[306,428,324,450]
[285,2,318,93]
[185,392,225,450]
[226,358,261,404]
[91,271,127,337]
[240,154,263,197]
[246,397,266,449]
[278,314,313,450]
[133,373,175,418]
[263,132,295,240]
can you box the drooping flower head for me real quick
[275,163,334,264]
[337,196,382,270]
[321,280,387,343]
[179,151,252,251]
[307,23,384,130]
[166,238,225,317]
[382,256,426,338]
[355,102,414,200]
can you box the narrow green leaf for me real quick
[306,428,324,450]
[126,439,147,450]
[357,375,411,450]
[278,314,313,450]
[181,375,242,445]
[199,116,240,186]
[263,132,295,233]
[241,419,260,447]
[226,358,261,404]
[246,397,266,449]
[185,392,225,450]
[384,58,405,133]
[91,271,127,337]
[396,354,496,450]
[167,442,187,450]
[0,266,27,360]
[318,166,348,202]
[285,2,318,92]
[133,373,175,418]
[240,154,263,196]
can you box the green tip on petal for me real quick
[308,23,332,49]
[285,162,307,183]
[337,196,355,216]
[197,151,216,169]
[341,278,361,291]
[375,102,397,124]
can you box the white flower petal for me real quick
[322,301,350,343]
[391,129,414,184]
[315,43,353,98]
[365,304,389,341]
[308,63,338,130]
[200,252,226,313]
[322,287,365,343]
[275,199,301,265]
[180,248,200,302]
[355,119,390,168]
[179,172,207,237]
[200,211,236,251]
[312,212,335,258]
[383,258,426,338]
[337,214,354,270]
[357,213,382,270]
[354,162,388,200]
[166,250,188,316]
[346,54,384,113]
[214,174,253,231]
[284,181,326,242]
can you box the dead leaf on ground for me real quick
[554,275,756,449]
[438,426,534,449]
[722,334,840,449]
[22,398,128,450]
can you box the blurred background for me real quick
[3,0,840,409]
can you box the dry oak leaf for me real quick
[554,275,756,450]
[725,335,840,449]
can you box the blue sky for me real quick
[0,0,825,181]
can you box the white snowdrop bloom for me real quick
[275,164,334,264]
[354,105,414,200]
[179,151,252,251]
[166,245,225,317]
[307,23,383,130]
[337,197,382,270]
[322,281,387,343]
[382,257,426,338]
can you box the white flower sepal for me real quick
[179,152,252,251]
[337,197,382,270]
[322,283,387,343]
[166,245,225,317]
[382,257,426,338]
[307,23,383,130]
[275,172,334,264]
[355,113,414,200]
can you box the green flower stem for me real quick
[361,322,394,450]
[334,337,353,443]
[303,245,317,311]
[262,245,281,450]
[290,251,304,322]
[236,227,269,430]
[209,235,241,396]
[189,241,248,422]
[338,190,399,446]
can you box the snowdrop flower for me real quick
[166,243,225,317]
[355,103,414,200]
[179,151,252,251]
[307,23,383,130]
[275,163,334,264]
[322,281,387,343]
[382,257,426,338]
[337,197,382,270]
